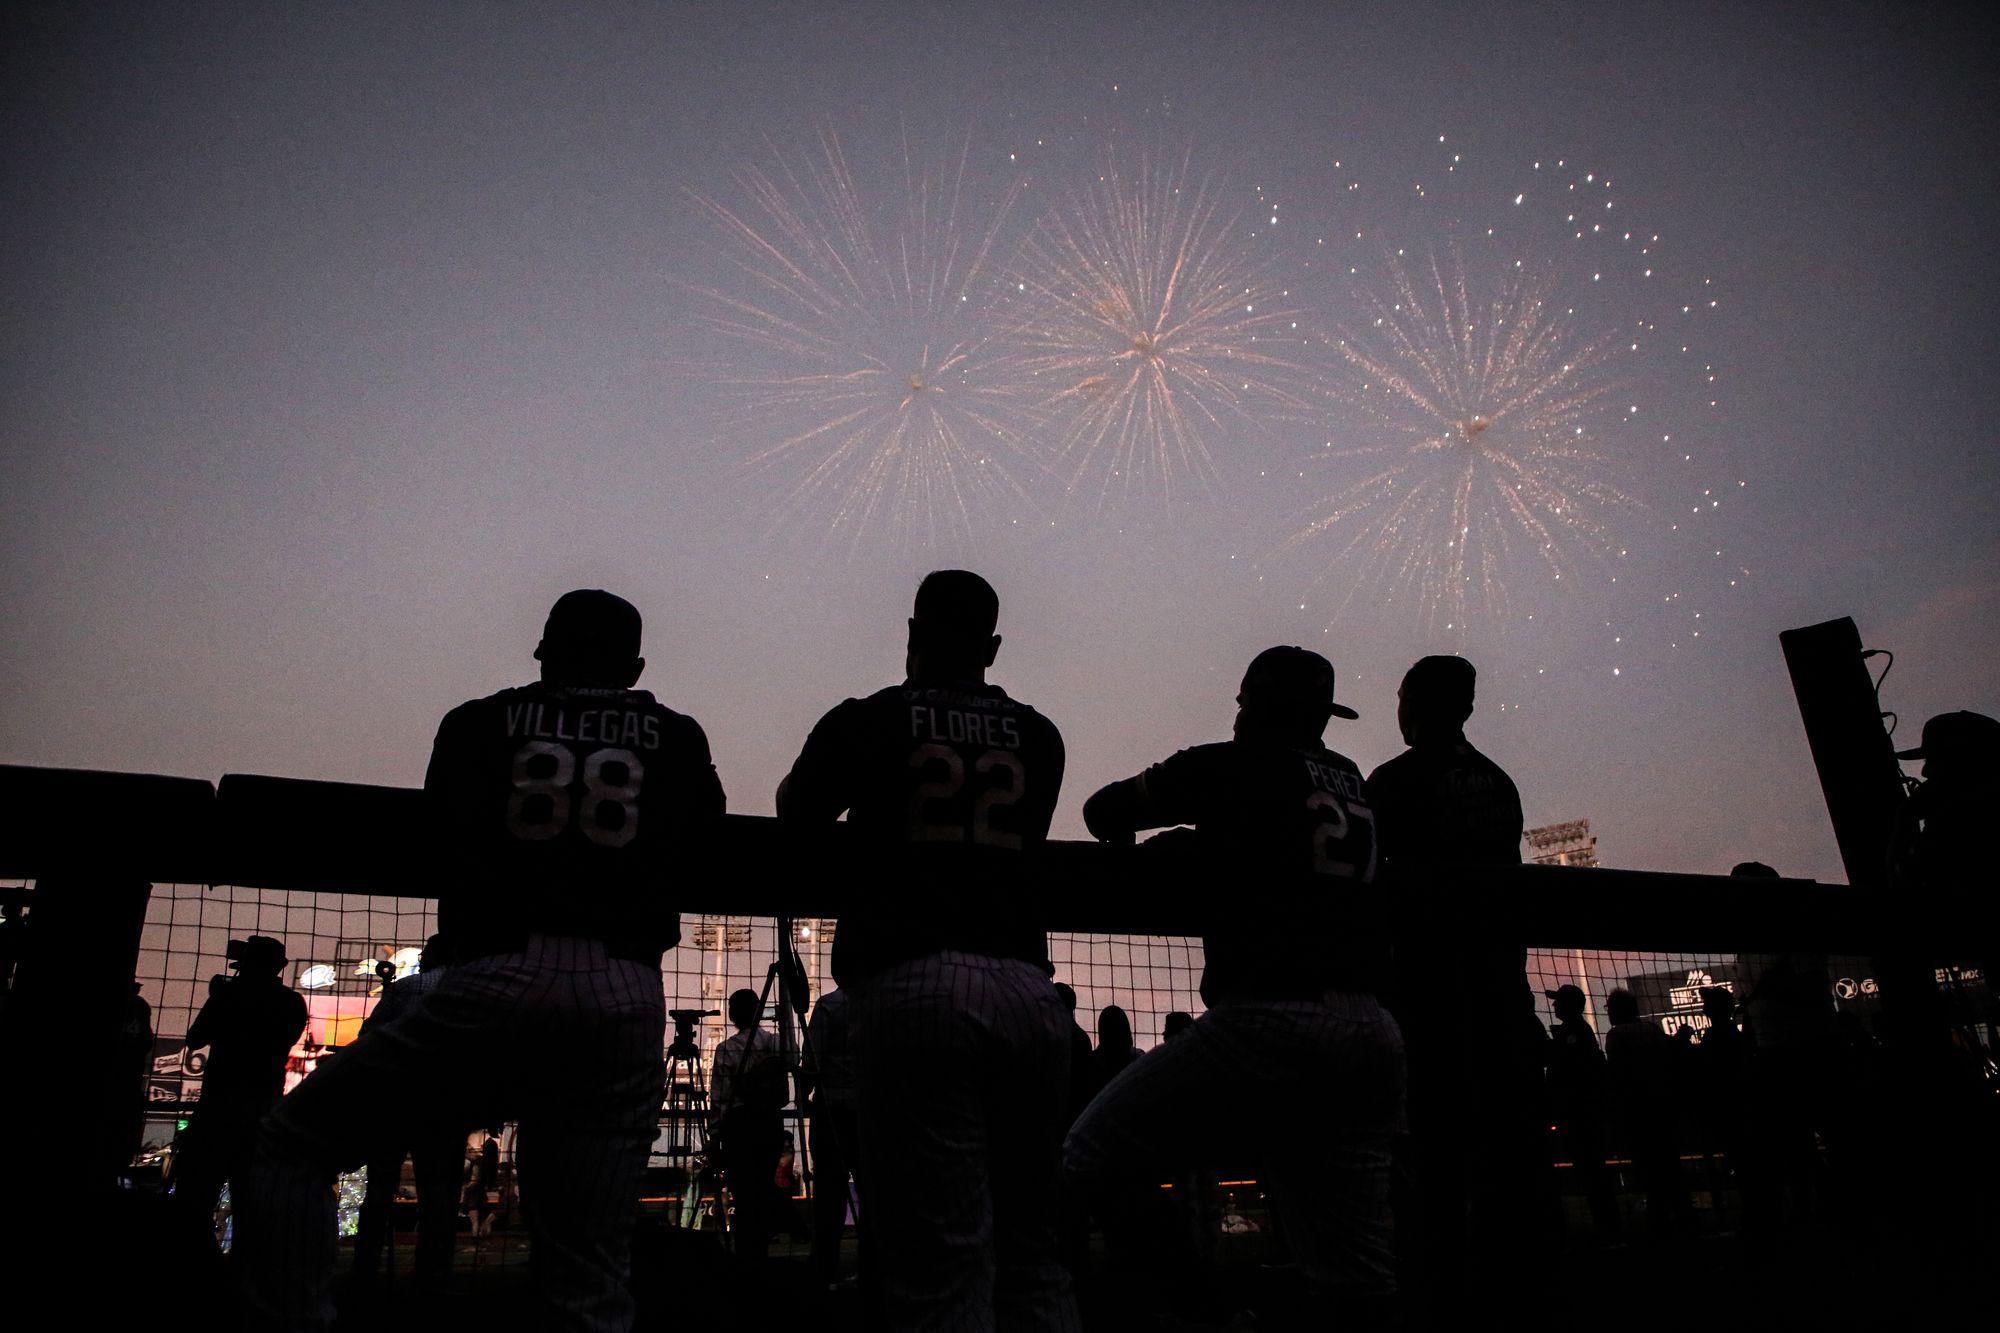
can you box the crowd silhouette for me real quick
[19,576,1993,1332]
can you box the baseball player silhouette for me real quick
[776,569,1080,1331]
[1071,646,1405,1329]
[236,589,725,1332]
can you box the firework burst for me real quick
[686,130,1038,548]
[1295,241,1633,627]
[1002,153,1313,503]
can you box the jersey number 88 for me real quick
[506,741,645,848]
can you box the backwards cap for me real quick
[1241,645,1358,721]
[539,589,641,662]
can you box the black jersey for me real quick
[780,679,1065,984]
[423,680,725,958]
[1137,738,1383,1002]
[1365,739,1524,870]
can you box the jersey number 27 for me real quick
[1307,791,1377,881]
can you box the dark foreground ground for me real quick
[92,1178,1986,1332]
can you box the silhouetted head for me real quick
[536,590,644,688]
[1606,988,1640,1025]
[1234,646,1355,744]
[419,933,446,972]
[1162,1011,1194,1041]
[1730,861,1779,879]
[1397,655,1476,746]
[236,935,287,976]
[1054,981,1078,1013]
[907,570,1001,682]
[1546,983,1586,1021]
[1895,710,1999,785]
[728,988,761,1030]
[1097,1004,1133,1051]
[1699,986,1734,1022]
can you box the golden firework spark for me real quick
[1002,153,1313,504]
[1296,243,1632,627]
[685,130,1040,548]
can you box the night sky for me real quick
[5,2,1995,883]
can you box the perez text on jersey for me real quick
[1137,739,1385,1002]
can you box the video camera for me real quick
[666,1008,719,1062]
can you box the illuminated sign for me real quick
[1627,965,1739,1039]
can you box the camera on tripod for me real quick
[667,1008,718,1060]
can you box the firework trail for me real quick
[686,130,1038,548]
[1002,153,1314,504]
[1295,241,1632,627]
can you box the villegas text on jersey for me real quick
[504,702,664,750]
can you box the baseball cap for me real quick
[539,589,641,662]
[1544,983,1585,1007]
[1241,646,1359,721]
[1894,710,2000,761]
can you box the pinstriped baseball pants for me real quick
[851,951,1083,1333]
[1064,993,1405,1315]
[235,936,666,1332]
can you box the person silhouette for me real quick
[1366,656,1525,867]
[169,934,307,1251]
[711,986,785,1263]
[1545,983,1620,1244]
[1053,982,1096,1123]
[1890,711,1998,982]
[776,570,1078,1331]
[1072,646,1403,1329]
[1604,989,1686,1242]
[1694,985,1746,1216]
[236,589,725,1332]
[1092,1005,1141,1089]
[1364,655,1527,1305]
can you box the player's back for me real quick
[1138,737,1383,1001]
[1366,740,1523,869]
[783,680,1065,984]
[424,679,724,959]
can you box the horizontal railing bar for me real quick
[1,764,1880,950]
